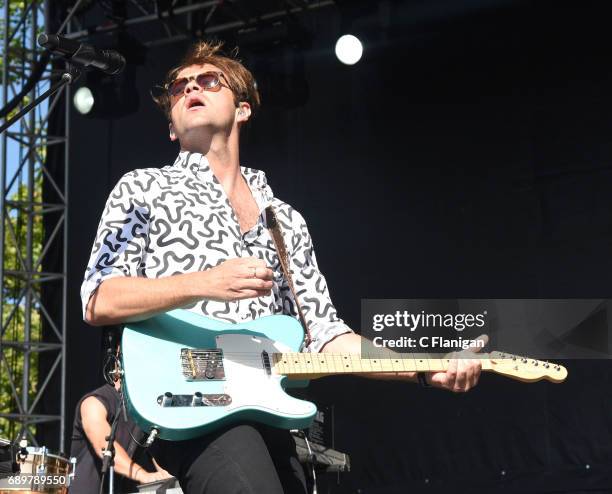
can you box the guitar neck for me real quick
[272,352,487,378]
[272,351,568,383]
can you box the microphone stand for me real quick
[100,385,123,494]
[0,64,81,135]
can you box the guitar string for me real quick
[181,352,458,376]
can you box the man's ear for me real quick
[236,102,252,124]
[169,121,177,141]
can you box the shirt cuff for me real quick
[303,321,354,353]
[80,267,128,320]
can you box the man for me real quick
[81,40,484,494]
[69,376,172,493]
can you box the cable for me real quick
[302,433,318,494]
[292,430,318,494]
[120,389,149,449]
[102,352,119,386]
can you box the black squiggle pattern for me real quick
[156,219,199,249]
[81,151,352,353]
[157,251,196,276]
[205,230,230,256]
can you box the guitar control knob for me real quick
[161,392,173,407]
[191,392,203,407]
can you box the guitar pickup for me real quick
[181,348,225,381]
[157,392,232,407]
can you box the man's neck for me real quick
[207,146,242,194]
[182,133,243,196]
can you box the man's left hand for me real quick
[425,334,489,392]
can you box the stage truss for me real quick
[0,0,68,449]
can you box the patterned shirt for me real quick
[80,151,353,353]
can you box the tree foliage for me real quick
[0,1,39,86]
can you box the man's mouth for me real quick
[186,98,205,110]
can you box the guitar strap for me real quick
[265,206,313,348]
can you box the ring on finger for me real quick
[252,267,257,278]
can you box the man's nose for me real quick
[185,78,202,94]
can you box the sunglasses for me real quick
[165,71,230,99]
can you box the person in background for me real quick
[68,337,172,493]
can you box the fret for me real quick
[370,357,383,373]
[342,354,352,373]
[333,353,343,374]
[277,353,287,375]
[292,353,300,374]
[350,354,363,373]
[436,357,449,373]
[340,354,352,373]
[288,353,298,375]
[302,354,312,374]
[391,356,403,372]
[414,355,430,372]
[383,348,397,371]
[360,356,372,373]
[298,353,307,374]
[312,353,322,374]
[376,358,388,372]
[297,353,306,374]
[319,354,329,375]
[305,354,316,374]
[382,356,395,372]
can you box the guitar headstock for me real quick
[486,351,568,383]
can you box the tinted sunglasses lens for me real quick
[196,73,220,90]
[168,78,188,96]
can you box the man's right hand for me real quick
[203,257,273,301]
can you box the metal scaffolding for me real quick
[0,1,68,449]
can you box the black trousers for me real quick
[150,423,308,494]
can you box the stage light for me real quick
[73,86,95,115]
[335,34,363,65]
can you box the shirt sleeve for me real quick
[287,210,354,353]
[80,171,150,319]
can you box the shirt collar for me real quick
[241,165,273,213]
[172,150,214,180]
[172,150,274,212]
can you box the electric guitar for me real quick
[121,309,568,441]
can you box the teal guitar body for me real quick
[121,309,317,441]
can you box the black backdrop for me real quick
[53,1,612,492]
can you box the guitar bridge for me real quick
[181,348,225,381]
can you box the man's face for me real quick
[168,63,239,143]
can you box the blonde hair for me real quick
[152,40,261,121]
